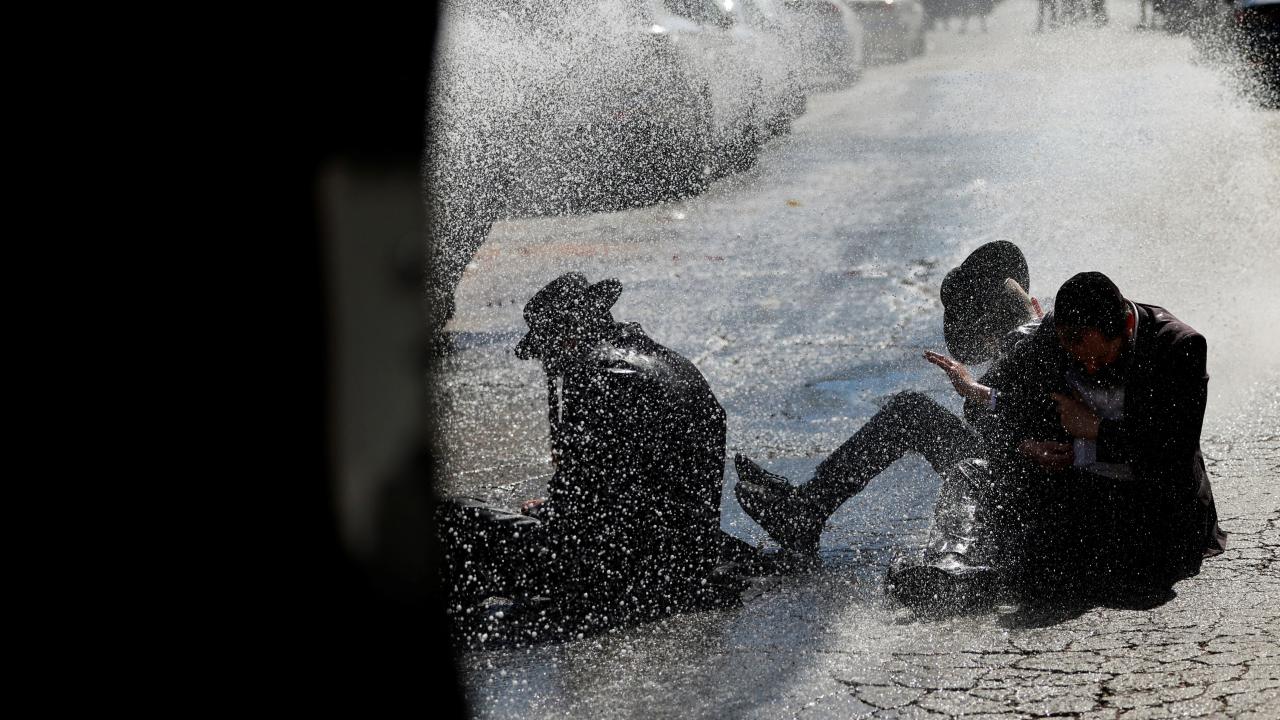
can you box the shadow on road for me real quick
[992,586,1179,629]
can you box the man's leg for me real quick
[736,391,979,553]
[1093,482,1197,600]
[436,497,551,608]
[991,468,1116,603]
[811,391,979,506]
[887,458,1005,611]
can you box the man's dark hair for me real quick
[1054,271,1127,341]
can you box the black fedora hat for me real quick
[515,272,623,360]
[940,241,1031,364]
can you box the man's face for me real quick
[1059,327,1126,376]
[538,333,583,373]
[517,313,601,372]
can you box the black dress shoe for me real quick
[733,453,791,490]
[733,454,824,555]
[887,564,956,609]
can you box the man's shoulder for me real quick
[1133,303,1207,375]
[1136,303,1204,349]
[593,323,722,404]
[591,343,661,377]
[1003,312,1061,362]
[997,318,1043,357]
[588,324,683,377]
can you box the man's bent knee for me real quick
[884,390,942,416]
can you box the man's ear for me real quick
[1125,309,1136,336]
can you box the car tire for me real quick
[890,31,911,63]
[650,84,714,203]
[654,126,712,202]
[839,39,864,86]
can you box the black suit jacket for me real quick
[982,303,1227,578]
[544,322,727,613]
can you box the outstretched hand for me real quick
[924,351,991,402]
[520,497,547,517]
[1019,440,1074,470]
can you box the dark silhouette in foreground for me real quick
[438,273,747,646]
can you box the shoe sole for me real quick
[889,565,960,607]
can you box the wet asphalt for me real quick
[434,1,1280,716]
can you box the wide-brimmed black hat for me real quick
[514,272,623,360]
[940,241,1031,364]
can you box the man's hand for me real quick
[1051,392,1100,440]
[520,497,547,517]
[1019,440,1074,470]
[924,351,992,402]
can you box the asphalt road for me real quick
[434,1,1280,717]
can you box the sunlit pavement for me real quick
[438,0,1280,716]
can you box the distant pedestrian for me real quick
[923,0,953,30]
[1091,0,1108,25]
[1037,0,1059,31]
[959,0,995,33]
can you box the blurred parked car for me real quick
[431,2,714,215]
[426,0,809,332]
[1149,0,1217,31]
[652,0,807,172]
[1210,0,1280,101]
[846,0,927,62]
[426,1,717,329]
[772,0,868,87]
[737,0,813,118]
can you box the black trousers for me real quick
[994,469,1194,596]
[804,391,981,513]
[886,457,1006,608]
[436,497,556,606]
[438,497,745,622]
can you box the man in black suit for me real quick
[438,273,732,636]
[979,271,1227,597]
[734,241,1042,556]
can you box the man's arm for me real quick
[544,366,654,518]
[1096,332,1208,476]
[925,318,1044,409]
[981,320,1070,457]
[924,350,993,404]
